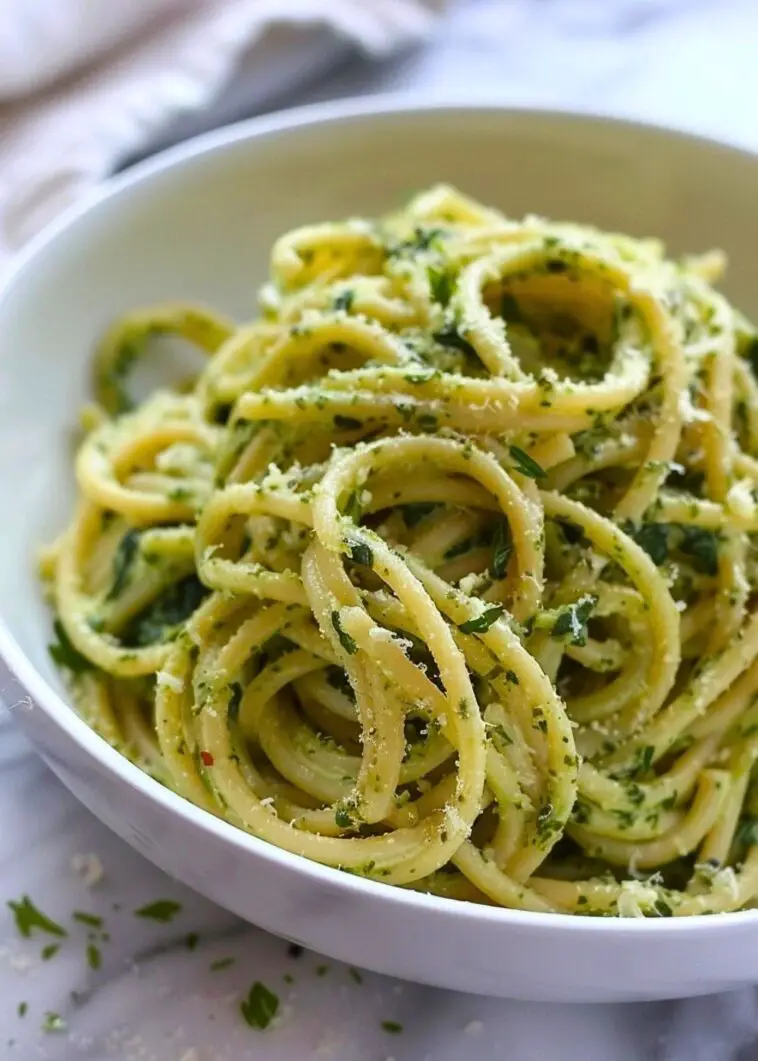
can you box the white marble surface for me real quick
[4,2,758,1059]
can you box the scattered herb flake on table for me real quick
[87,943,102,970]
[381,1020,404,1034]
[240,981,279,1030]
[7,896,68,939]
[134,899,182,923]
[41,1012,67,1034]
[73,910,103,928]
[210,957,235,971]
[40,943,60,961]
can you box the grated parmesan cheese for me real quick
[617,879,659,918]
[156,670,184,694]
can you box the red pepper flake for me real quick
[200,751,214,766]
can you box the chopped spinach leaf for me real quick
[122,575,209,647]
[331,611,358,655]
[459,605,505,635]
[48,620,93,674]
[333,290,355,312]
[348,539,373,567]
[428,265,454,306]
[433,322,477,359]
[551,594,597,647]
[106,529,141,601]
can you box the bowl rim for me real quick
[2,92,758,936]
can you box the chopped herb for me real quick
[551,594,598,647]
[7,896,67,939]
[348,540,373,567]
[184,933,199,951]
[48,620,93,674]
[489,723,513,748]
[504,670,519,685]
[210,957,235,971]
[17,1003,27,1018]
[625,521,669,566]
[316,964,330,977]
[490,522,513,579]
[331,611,358,655]
[87,943,102,970]
[509,445,547,480]
[536,803,555,838]
[283,972,294,985]
[348,967,363,984]
[134,899,182,923]
[630,745,655,778]
[41,1012,66,1034]
[41,944,60,961]
[433,322,477,359]
[572,801,591,825]
[334,414,363,430]
[240,981,279,1030]
[428,265,454,306]
[388,226,445,257]
[654,899,673,918]
[459,605,505,635]
[335,806,353,828]
[333,290,355,312]
[73,911,103,929]
[259,634,296,667]
[381,1020,403,1034]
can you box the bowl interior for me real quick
[2,105,757,690]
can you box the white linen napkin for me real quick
[0,0,442,260]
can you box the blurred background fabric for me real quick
[0,0,441,258]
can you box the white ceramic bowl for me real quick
[2,99,758,1003]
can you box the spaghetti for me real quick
[41,185,758,916]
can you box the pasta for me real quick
[41,183,758,917]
